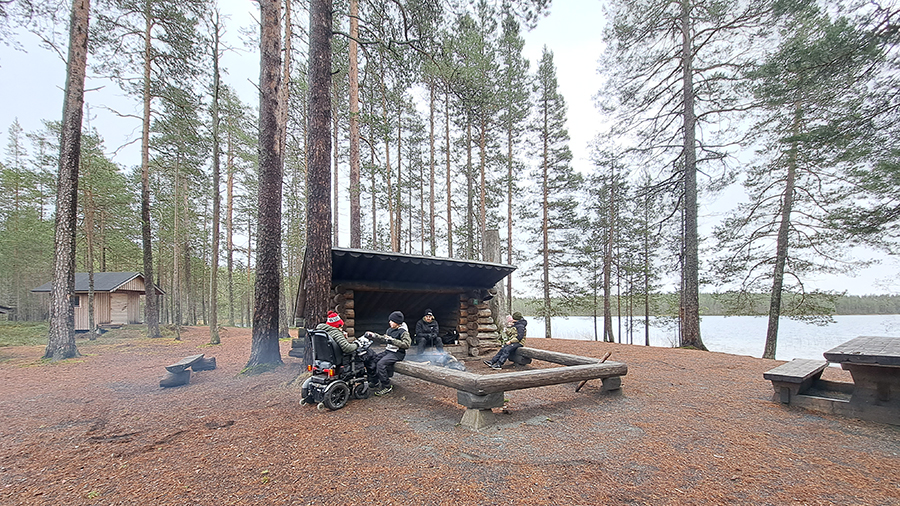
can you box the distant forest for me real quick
[514,294,900,317]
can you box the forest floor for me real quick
[0,325,898,505]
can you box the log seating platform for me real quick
[393,347,626,430]
[160,354,217,388]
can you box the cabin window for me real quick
[71,295,80,307]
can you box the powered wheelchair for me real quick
[300,329,372,411]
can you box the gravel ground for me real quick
[0,326,898,505]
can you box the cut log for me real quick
[191,357,217,371]
[477,309,492,317]
[160,370,191,388]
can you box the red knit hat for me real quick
[326,311,343,328]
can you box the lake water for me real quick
[526,315,900,361]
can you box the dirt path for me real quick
[0,326,897,505]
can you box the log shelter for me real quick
[293,248,516,357]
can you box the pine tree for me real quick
[714,4,884,359]
[529,47,580,338]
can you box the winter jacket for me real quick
[415,318,440,342]
[375,322,411,352]
[508,318,527,345]
[315,323,358,354]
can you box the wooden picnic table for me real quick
[823,336,900,423]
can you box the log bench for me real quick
[393,347,626,429]
[763,359,829,404]
[160,354,217,388]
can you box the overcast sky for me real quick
[0,0,895,295]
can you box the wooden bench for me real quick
[160,354,217,388]
[394,347,626,429]
[763,359,828,404]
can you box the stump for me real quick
[160,369,191,388]
[191,357,217,371]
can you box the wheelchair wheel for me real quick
[299,377,314,406]
[322,381,351,410]
[352,381,370,399]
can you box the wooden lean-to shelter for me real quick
[32,272,164,331]
[292,248,516,358]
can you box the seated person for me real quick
[315,311,357,354]
[415,309,442,354]
[363,311,411,396]
[484,312,527,370]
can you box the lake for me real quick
[526,315,900,361]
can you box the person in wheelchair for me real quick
[363,310,411,396]
[300,311,373,410]
[316,311,358,353]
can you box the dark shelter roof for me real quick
[32,272,163,294]
[331,248,515,291]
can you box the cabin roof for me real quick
[31,272,164,294]
[331,247,515,290]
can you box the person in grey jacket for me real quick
[363,310,411,396]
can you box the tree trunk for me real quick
[302,0,334,366]
[764,103,802,359]
[395,102,402,252]
[226,129,235,326]
[333,76,340,246]
[247,0,285,369]
[140,5,161,338]
[45,0,89,361]
[279,0,293,342]
[679,0,706,351]
[348,0,361,248]
[479,117,487,258]
[445,88,453,257]
[506,107,514,314]
[603,178,614,343]
[466,118,474,259]
[174,160,181,339]
[209,11,222,344]
[541,96,551,339]
[84,150,97,339]
[428,82,436,255]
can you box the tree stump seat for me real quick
[160,354,217,388]
[165,354,205,373]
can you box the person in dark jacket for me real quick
[484,311,527,370]
[363,310,411,396]
[415,309,442,354]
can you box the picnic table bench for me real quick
[763,359,828,403]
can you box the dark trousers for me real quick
[491,342,521,365]
[417,335,444,354]
[365,349,405,386]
